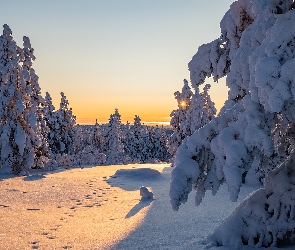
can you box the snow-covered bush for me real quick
[55,154,75,169]
[170,0,295,247]
[75,145,106,166]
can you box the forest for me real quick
[0,24,171,175]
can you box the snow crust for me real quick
[0,164,265,249]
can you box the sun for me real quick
[180,101,186,107]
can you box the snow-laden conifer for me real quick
[73,123,106,166]
[43,92,60,156]
[129,115,145,163]
[55,92,76,155]
[92,119,104,152]
[170,0,295,247]
[167,79,192,158]
[22,36,50,169]
[185,83,216,135]
[168,79,215,163]
[104,109,125,165]
[121,121,134,164]
[0,25,49,174]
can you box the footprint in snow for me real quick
[30,242,39,249]
[63,246,72,249]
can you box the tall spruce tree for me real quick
[0,25,49,174]
[104,109,125,165]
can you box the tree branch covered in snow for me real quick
[170,0,295,247]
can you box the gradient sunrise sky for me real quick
[1,1,234,125]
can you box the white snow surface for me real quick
[1,163,293,249]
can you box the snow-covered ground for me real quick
[0,164,291,249]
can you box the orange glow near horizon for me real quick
[49,76,228,126]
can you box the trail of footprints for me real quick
[31,176,118,249]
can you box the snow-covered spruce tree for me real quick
[153,125,171,162]
[187,84,216,135]
[55,92,76,155]
[126,115,146,163]
[72,125,86,158]
[104,109,125,165]
[0,25,49,174]
[73,123,106,166]
[170,0,295,247]
[121,121,133,163]
[168,79,215,164]
[167,79,192,158]
[92,119,104,153]
[22,36,50,169]
[43,92,60,156]
[139,125,154,163]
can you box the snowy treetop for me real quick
[3,24,12,36]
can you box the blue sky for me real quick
[1,0,234,124]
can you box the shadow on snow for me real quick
[106,168,163,191]
[125,198,154,218]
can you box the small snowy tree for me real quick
[155,126,171,162]
[43,92,60,156]
[168,79,215,164]
[185,83,216,135]
[104,109,125,165]
[55,92,76,155]
[73,122,106,166]
[92,119,104,152]
[125,115,146,163]
[121,121,134,163]
[167,79,192,158]
[170,0,295,247]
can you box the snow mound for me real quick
[112,168,161,180]
[140,186,153,200]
